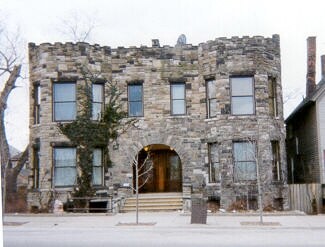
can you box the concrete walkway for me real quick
[4,212,325,247]
[4,211,325,229]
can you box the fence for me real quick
[288,183,322,214]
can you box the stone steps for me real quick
[121,193,183,212]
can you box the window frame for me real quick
[92,83,105,121]
[53,147,77,188]
[53,81,77,122]
[268,77,278,117]
[206,80,217,118]
[170,82,186,116]
[34,83,41,124]
[271,140,281,181]
[230,76,255,115]
[128,83,144,117]
[92,148,104,186]
[207,143,220,183]
[32,146,40,189]
[233,141,257,181]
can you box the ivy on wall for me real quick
[58,65,134,204]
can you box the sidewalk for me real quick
[4,211,325,229]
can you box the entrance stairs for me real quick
[121,193,183,212]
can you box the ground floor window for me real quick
[53,147,77,187]
[92,148,103,186]
[271,140,281,181]
[208,143,220,183]
[233,141,256,181]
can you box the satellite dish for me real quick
[177,34,186,45]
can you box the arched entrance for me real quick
[134,144,182,193]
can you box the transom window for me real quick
[92,83,104,120]
[231,77,254,115]
[53,82,76,121]
[206,80,217,118]
[128,84,143,117]
[54,147,77,187]
[171,83,186,115]
[233,141,256,181]
[93,148,103,186]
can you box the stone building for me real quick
[27,34,288,212]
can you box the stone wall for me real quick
[28,34,288,211]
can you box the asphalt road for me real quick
[4,226,325,247]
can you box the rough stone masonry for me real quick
[28,34,288,212]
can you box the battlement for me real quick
[28,34,280,60]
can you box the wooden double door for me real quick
[137,149,182,193]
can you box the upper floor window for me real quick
[128,84,143,117]
[34,84,41,124]
[53,82,76,121]
[92,83,104,120]
[233,141,256,181]
[268,77,278,117]
[93,148,103,186]
[53,147,77,187]
[231,77,254,115]
[171,83,186,115]
[208,143,220,183]
[206,80,217,118]
[271,140,281,181]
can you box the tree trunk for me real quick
[0,65,22,215]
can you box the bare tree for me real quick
[130,150,153,224]
[57,10,99,43]
[0,22,28,214]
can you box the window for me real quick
[271,141,281,181]
[268,77,278,117]
[208,143,220,183]
[92,83,104,120]
[171,83,186,115]
[54,147,76,187]
[53,82,76,121]
[206,80,217,118]
[34,84,41,124]
[231,77,254,115]
[128,84,143,117]
[93,148,103,186]
[233,141,256,181]
[32,147,40,189]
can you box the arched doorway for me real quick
[134,144,182,193]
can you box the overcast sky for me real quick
[2,0,325,150]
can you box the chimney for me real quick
[321,55,325,81]
[306,36,316,98]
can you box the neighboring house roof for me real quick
[285,80,325,123]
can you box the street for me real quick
[4,212,325,247]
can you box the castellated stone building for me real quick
[27,34,288,212]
